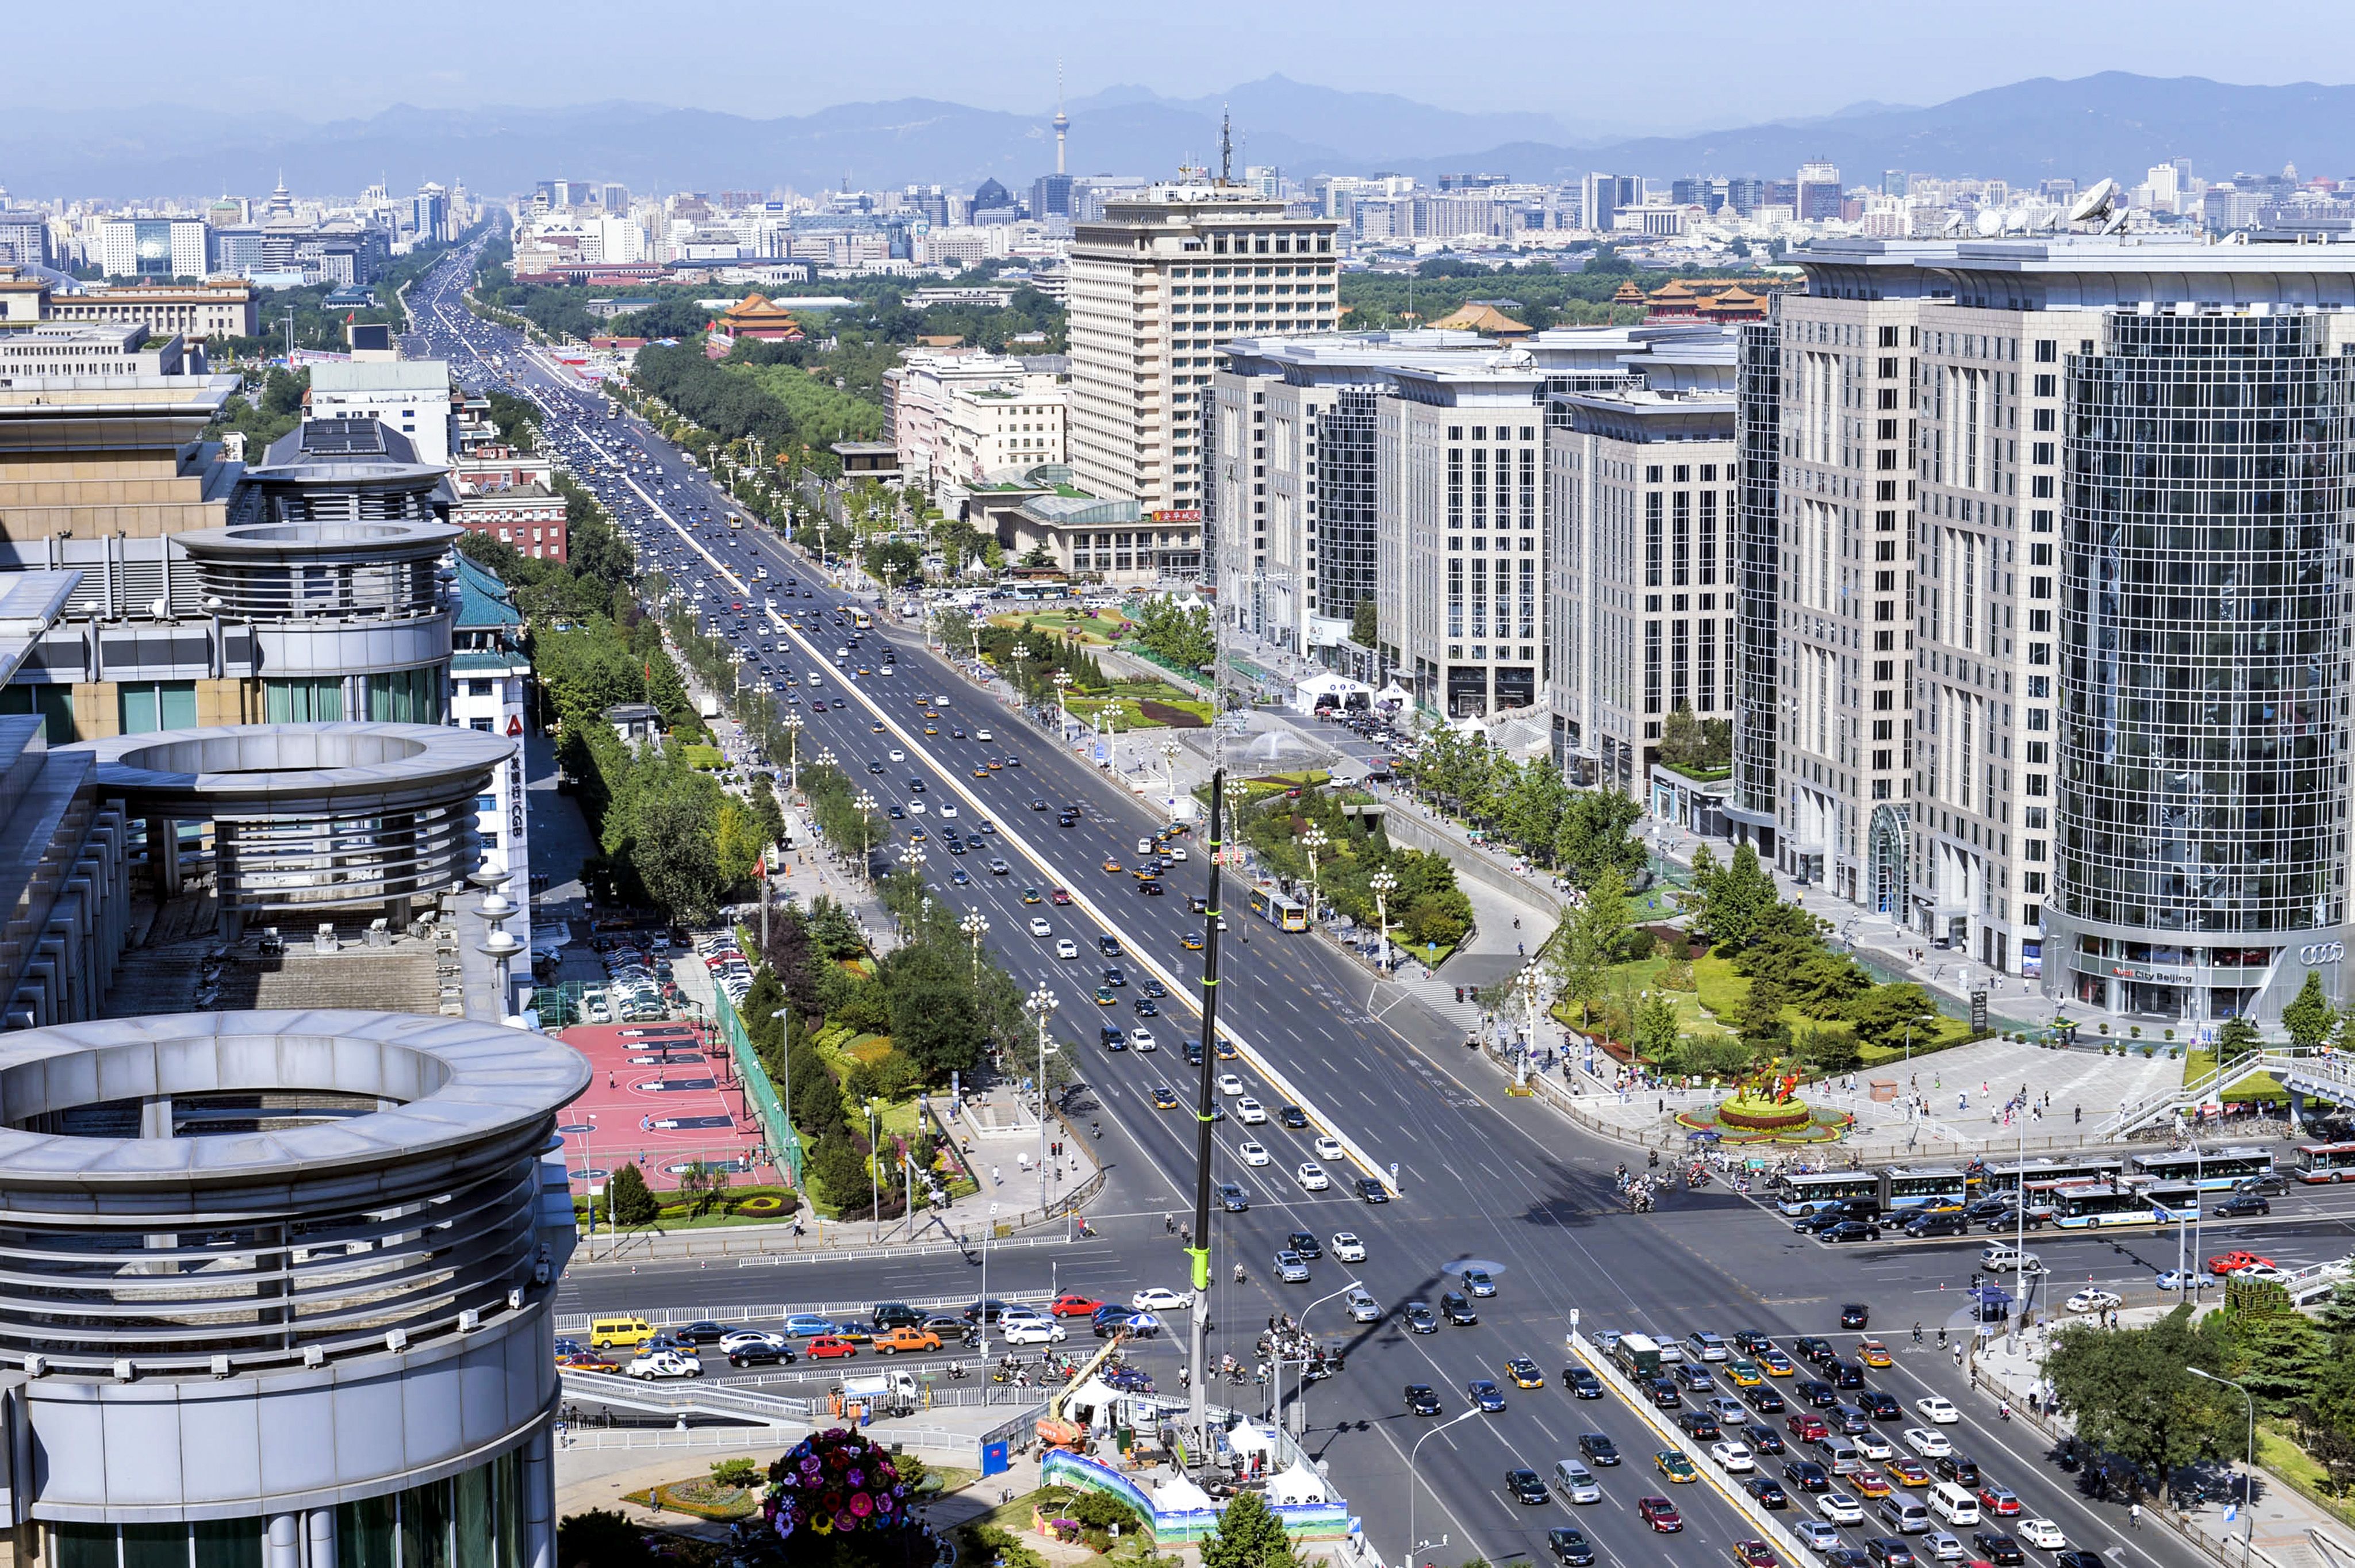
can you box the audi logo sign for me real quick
[2302,942,2348,965]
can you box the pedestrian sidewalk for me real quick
[1972,1310,2355,1568]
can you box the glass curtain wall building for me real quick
[2054,305,2355,1020]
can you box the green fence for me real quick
[715,988,802,1184]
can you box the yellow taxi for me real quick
[871,722,885,733]
[1101,858,1123,874]
[972,767,991,779]
[1888,1459,1932,1488]
[1149,1086,1181,1110]
[1850,1471,1892,1500]
[1857,1339,1893,1368]
[1505,1356,1545,1390]
[1215,1040,1238,1060]
[1727,1360,1764,1387]
[1758,1349,1796,1376]
[1022,888,1044,904]
[1182,932,1205,950]
[923,724,939,735]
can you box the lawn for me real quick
[987,608,1133,646]
[1561,949,1973,1057]
[2183,1048,2287,1105]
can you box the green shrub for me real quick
[709,1458,760,1488]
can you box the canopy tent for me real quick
[1153,1471,1217,1512]
[1291,671,1375,715]
[1265,1460,1329,1505]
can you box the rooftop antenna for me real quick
[1219,105,1232,187]
[1053,59,1069,177]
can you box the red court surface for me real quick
[553,1022,780,1192]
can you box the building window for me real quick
[118,681,197,734]
[263,678,343,723]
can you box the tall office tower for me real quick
[1579,173,1640,232]
[1796,161,1846,221]
[1728,321,1782,856]
[1547,383,1739,800]
[1067,187,1337,527]
[2052,306,2354,1023]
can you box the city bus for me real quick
[1878,1165,1971,1211]
[1249,886,1309,932]
[1976,1155,2125,1194]
[2127,1146,2277,1191]
[2041,1178,2201,1229]
[2291,1142,2355,1183]
[851,609,873,631]
[1775,1170,1882,1216]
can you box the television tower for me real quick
[1053,59,1069,177]
[1219,105,1232,186]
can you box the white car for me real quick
[938,803,958,819]
[718,1329,783,1353]
[1029,918,1053,938]
[1903,1427,1954,1458]
[1055,940,1079,960]
[1239,1140,1271,1166]
[1920,1530,1966,1562]
[2066,1288,2122,1313]
[1313,1134,1344,1160]
[1237,1097,1267,1124]
[1708,1440,1756,1473]
[888,749,904,761]
[1330,1232,1367,1263]
[1817,1492,1864,1525]
[906,800,927,816]
[1000,1317,1067,1345]
[2016,1519,2068,1551]
[1132,1028,1158,1052]
[1854,1430,1895,1460]
[1168,846,1188,861]
[1217,1073,1245,1097]
[1914,1395,1961,1425]
[626,1351,702,1380]
[1297,1163,1330,1191]
[976,729,994,742]
[1131,1287,1193,1312]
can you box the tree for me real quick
[2285,970,2337,1051]
[1632,992,1682,1064]
[1200,1492,1298,1568]
[1657,704,1708,770]
[1552,789,1646,892]
[608,1163,661,1228]
[1844,984,1940,1052]
[2240,1310,2328,1414]
[1499,760,1575,862]
[2046,1308,2235,1500]
[631,784,724,923]
[1349,597,1379,647]
[558,1510,653,1568]
[1736,976,1790,1052]
[2216,1014,2263,1056]
[1692,842,1778,952]
[1552,868,1632,1029]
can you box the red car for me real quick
[1730,1542,1781,1568]
[2207,1251,2275,1275]
[1637,1496,1683,1533]
[1786,1413,1829,1442]
[1050,1293,1104,1318]
[1050,888,1073,906]
[804,1336,858,1360]
[1976,1483,2022,1516]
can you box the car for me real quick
[1311,1133,1345,1161]
[1654,1450,1698,1483]
[2238,1171,2293,1197]
[1788,1412,1830,1443]
[1761,1348,1797,1375]
[718,1328,783,1352]
[1886,1458,1931,1487]
[1784,1459,1831,1493]
[1505,1356,1545,1389]
[1930,1455,1981,1489]
[874,1326,946,1354]
[1054,939,1079,960]
[1049,1293,1103,1318]
[1237,1096,1266,1122]
[1151,1085,1182,1110]
[725,1340,792,1367]
[2213,1193,2272,1218]
[1183,931,1204,949]
[1579,1432,1621,1465]
[1914,1396,1961,1424]
[626,1351,702,1379]
[1461,1267,1498,1297]
[1729,1359,1765,1386]
[2156,1268,2211,1291]
[1297,1163,1330,1191]
[1745,1423,1786,1455]
[1551,1459,1602,1502]
[1678,1409,1724,1442]
[1239,1140,1271,1166]
[1051,888,1073,905]
[1217,1073,1244,1097]
[1099,1025,1126,1050]
[1850,1470,1893,1499]
[1796,1336,1837,1364]
[1217,1181,1250,1212]
[2014,1519,2066,1551]
[1404,1383,1442,1416]
[1566,1367,1604,1398]
[1503,1466,1547,1505]
[1468,1378,1508,1412]
[1859,1390,1902,1422]
[1789,1521,1844,1556]
[1355,1176,1390,1203]
[1132,1028,1159,1052]
[2208,1249,2276,1275]
[1637,1496,1683,1533]
[1711,1440,1758,1473]
[1902,1427,1953,1458]
[1344,1288,1380,1323]
[672,1321,728,1345]
[1731,1543,1783,1568]
[1269,1103,1309,1130]
[1094,987,1117,1007]
[1274,1251,1311,1284]
[1862,1541,1916,1568]
[1000,1317,1067,1345]
[1330,1231,1366,1262]
[1918,1532,1963,1563]
[803,1336,858,1360]
[1972,1534,2024,1566]
[1855,1430,1896,1461]
[1403,1302,1438,1333]
[1547,1527,1596,1566]
[1648,1377,1684,1409]
[1687,1330,1731,1361]
[1746,1474,1790,1508]
[1822,1220,1882,1243]
[784,1313,837,1337]
[1677,1363,1717,1393]
[558,1351,622,1374]
[1857,1339,1893,1368]
[1440,1290,1479,1325]
[1798,1379,1839,1408]
[1818,1492,1865,1525]
[1132,1287,1192,1313]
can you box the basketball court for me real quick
[553,1021,778,1191]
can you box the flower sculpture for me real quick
[763,1428,916,1543]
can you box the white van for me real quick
[1928,1482,1980,1527]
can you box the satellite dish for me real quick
[2001,210,2028,234]
[2100,209,2130,236]
[1974,210,2005,237]
[2069,178,2119,225]
[1942,212,1967,236]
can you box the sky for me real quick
[32,0,2355,130]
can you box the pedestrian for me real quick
[2129,1504,2141,1531]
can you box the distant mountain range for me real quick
[5,72,2353,202]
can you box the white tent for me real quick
[1264,1461,1328,1505]
[1291,672,1374,715]
[1229,1423,1282,1457]
[1153,1472,1217,1513]
[1375,683,1413,710]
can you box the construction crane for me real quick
[1035,1328,1129,1450]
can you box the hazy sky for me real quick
[36,0,2355,128]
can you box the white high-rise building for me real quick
[1065,187,1338,530]
[92,217,209,281]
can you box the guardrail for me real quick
[554,1288,1057,1336]
[559,1370,814,1425]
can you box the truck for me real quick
[697,693,720,720]
[838,1368,920,1417]
[1613,1332,1663,1382]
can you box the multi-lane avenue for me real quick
[403,242,2238,1568]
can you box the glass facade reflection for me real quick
[2057,308,2353,1012]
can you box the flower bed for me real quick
[1674,1100,1855,1144]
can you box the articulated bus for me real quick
[1776,1170,1882,1216]
[2037,1178,2202,1229]
[1248,886,1309,932]
[2292,1143,2355,1183]
[2126,1146,2276,1191]
[1976,1155,2125,1194]
[851,609,873,631]
[1877,1165,1970,1210]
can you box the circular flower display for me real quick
[764,1428,922,1549]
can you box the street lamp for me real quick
[864,1097,883,1241]
[1299,824,1329,923]
[853,789,877,884]
[1162,736,1182,821]
[2189,1367,2257,1563]
[1370,868,1399,977]
[961,907,991,986]
[1405,1408,1480,1568]
[1027,984,1058,1216]
[1272,1277,1361,1436]
[781,711,804,792]
[1516,963,1541,1088]
[813,746,836,778]
[1053,668,1073,741]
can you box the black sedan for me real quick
[1505,1467,1547,1505]
[1743,1423,1785,1455]
[1439,1291,1478,1325]
[2213,1193,2271,1218]
[727,1340,795,1367]
[1355,1175,1390,1203]
[1547,1528,1595,1566]
[1973,1534,2024,1566]
[1743,1475,1789,1509]
[1405,1383,1442,1416]
[1820,1220,1882,1243]
[1565,1367,1605,1398]
[673,1321,729,1344]
[1578,1432,1620,1465]
[1839,1302,1870,1328]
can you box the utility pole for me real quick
[1186,765,1233,1455]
